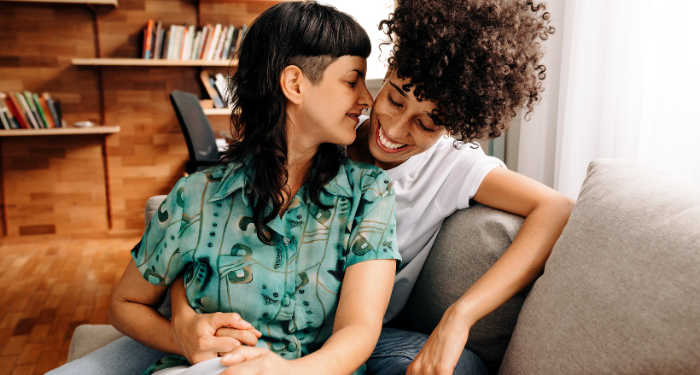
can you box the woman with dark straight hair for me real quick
[47,2,400,375]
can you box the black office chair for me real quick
[169,90,222,174]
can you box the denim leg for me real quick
[46,336,167,375]
[365,328,487,375]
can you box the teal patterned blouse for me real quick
[132,159,401,374]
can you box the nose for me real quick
[359,82,374,109]
[382,113,410,141]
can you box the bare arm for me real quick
[108,259,181,354]
[219,259,397,375]
[409,167,574,374]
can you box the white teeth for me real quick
[379,126,407,150]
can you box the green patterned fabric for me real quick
[133,159,401,374]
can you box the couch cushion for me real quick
[67,324,124,362]
[393,203,525,367]
[500,159,700,374]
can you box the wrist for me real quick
[445,300,479,329]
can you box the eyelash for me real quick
[387,93,403,108]
[348,81,357,88]
[388,93,434,132]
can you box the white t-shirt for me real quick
[352,116,506,323]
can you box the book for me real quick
[205,24,221,61]
[33,93,51,128]
[17,92,39,128]
[6,94,29,129]
[214,73,229,104]
[221,25,235,61]
[227,28,239,59]
[213,25,227,60]
[22,91,44,128]
[43,93,61,128]
[167,25,177,60]
[233,24,246,57]
[153,21,163,60]
[182,25,195,60]
[144,19,154,59]
[161,29,170,60]
[191,30,202,62]
[54,99,64,127]
[0,93,11,129]
[198,25,210,60]
[201,70,224,108]
[37,94,56,128]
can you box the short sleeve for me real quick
[131,177,192,286]
[345,170,402,270]
[437,148,506,214]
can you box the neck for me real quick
[283,113,319,206]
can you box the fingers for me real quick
[220,346,269,366]
[210,312,255,331]
[215,327,260,346]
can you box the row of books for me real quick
[0,91,64,130]
[142,20,247,61]
[201,70,230,109]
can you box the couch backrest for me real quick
[392,203,525,368]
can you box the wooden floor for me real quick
[0,237,140,375]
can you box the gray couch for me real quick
[67,159,700,374]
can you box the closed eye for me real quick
[387,93,403,108]
[418,120,435,133]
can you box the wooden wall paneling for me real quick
[102,65,198,231]
[1,135,109,237]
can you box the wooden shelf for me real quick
[0,0,118,5]
[0,126,120,136]
[203,108,235,115]
[72,58,235,67]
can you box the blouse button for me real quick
[272,341,286,351]
[282,295,291,307]
[287,342,298,352]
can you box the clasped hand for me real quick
[171,309,262,364]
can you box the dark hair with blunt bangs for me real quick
[380,0,555,142]
[222,1,371,244]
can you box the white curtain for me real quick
[520,0,700,198]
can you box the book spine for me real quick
[200,70,224,108]
[153,21,163,60]
[198,26,209,60]
[221,25,235,61]
[6,94,29,129]
[183,25,195,61]
[0,95,10,130]
[205,24,221,61]
[144,19,154,59]
[17,93,39,129]
[214,26,227,60]
[54,100,63,128]
[33,93,50,128]
[43,93,60,129]
[25,91,45,128]
[37,94,56,128]
[179,25,188,60]
[167,25,177,60]
[191,30,202,62]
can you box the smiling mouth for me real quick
[347,113,361,122]
[376,122,408,153]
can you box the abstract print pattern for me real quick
[132,159,400,375]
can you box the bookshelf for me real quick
[0,126,120,136]
[0,0,118,5]
[72,58,235,67]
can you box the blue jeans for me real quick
[366,328,488,375]
[46,336,166,375]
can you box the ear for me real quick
[280,65,304,105]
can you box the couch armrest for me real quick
[66,325,125,362]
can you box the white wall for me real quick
[516,0,566,188]
[319,0,395,81]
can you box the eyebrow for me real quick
[389,82,408,98]
[352,69,365,78]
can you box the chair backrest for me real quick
[169,90,219,164]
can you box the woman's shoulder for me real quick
[338,158,394,198]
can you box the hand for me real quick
[218,346,294,375]
[407,305,472,375]
[215,326,263,357]
[171,310,261,365]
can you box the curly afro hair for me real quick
[379,0,555,141]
